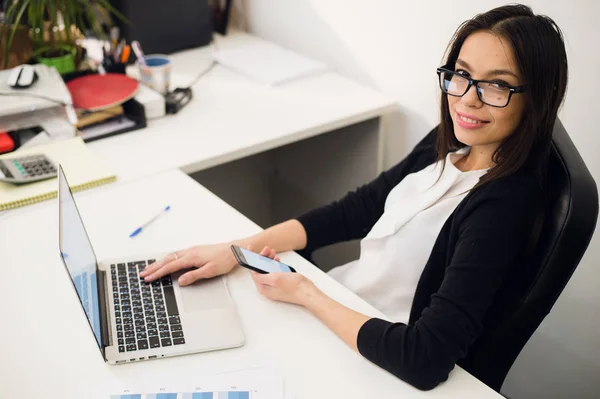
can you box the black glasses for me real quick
[437,67,526,108]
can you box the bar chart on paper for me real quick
[111,393,251,399]
[182,393,250,399]
[109,366,281,399]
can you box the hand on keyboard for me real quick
[140,243,238,286]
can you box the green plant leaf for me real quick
[28,0,44,46]
[47,0,61,46]
[84,4,100,38]
[2,0,130,66]
[61,0,77,43]
[4,0,22,23]
[72,2,86,36]
[96,0,130,26]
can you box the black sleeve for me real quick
[296,131,437,255]
[355,177,541,390]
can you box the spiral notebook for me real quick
[0,137,116,211]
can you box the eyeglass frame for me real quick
[436,66,526,108]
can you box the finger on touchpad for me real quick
[178,277,230,312]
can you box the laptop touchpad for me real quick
[178,277,230,312]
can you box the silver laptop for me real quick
[58,165,244,364]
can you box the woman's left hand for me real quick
[247,246,370,353]
[247,245,319,307]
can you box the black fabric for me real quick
[458,119,599,390]
[296,121,598,391]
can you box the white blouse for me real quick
[328,147,488,323]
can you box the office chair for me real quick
[457,118,599,391]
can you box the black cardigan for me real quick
[296,131,543,390]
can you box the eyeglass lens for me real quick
[440,71,511,107]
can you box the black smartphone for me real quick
[231,245,296,274]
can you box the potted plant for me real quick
[1,0,125,73]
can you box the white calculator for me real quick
[0,154,57,184]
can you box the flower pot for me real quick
[33,44,76,75]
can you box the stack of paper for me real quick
[213,41,328,86]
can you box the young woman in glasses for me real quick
[142,4,568,390]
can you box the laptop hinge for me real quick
[97,269,111,356]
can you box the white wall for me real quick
[239,1,600,397]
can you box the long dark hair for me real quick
[437,4,568,188]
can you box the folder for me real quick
[0,137,116,211]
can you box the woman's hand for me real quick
[140,243,238,286]
[248,245,320,307]
[247,246,370,353]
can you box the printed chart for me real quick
[109,366,281,399]
[112,393,250,399]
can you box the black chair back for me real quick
[459,119,599,390]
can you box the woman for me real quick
[141,4,568,390]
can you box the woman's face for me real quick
[448,31,526,154]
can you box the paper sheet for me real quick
[109,366,284,399]
[213,41,327,86]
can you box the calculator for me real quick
[0,154,57,184]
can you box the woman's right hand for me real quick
[140,243,238,286]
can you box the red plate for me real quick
[67,73,139,111]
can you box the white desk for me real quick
[3,32,394,267]
[84,32,396,270]
[0,169,501,399]
[87,32,396,182]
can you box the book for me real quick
[0,137,117,211]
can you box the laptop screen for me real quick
[58,165,103,350]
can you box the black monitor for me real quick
[111,0,213,55]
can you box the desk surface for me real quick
[0,169,501,399]
[87,32,396,181]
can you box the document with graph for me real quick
[109,366,283,399]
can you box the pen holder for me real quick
[139,54,171,95]
[105,63,127,74]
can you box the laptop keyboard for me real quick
[111,260,185,353]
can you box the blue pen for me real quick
[129,205,171,238]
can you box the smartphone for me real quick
[231,245,296,274]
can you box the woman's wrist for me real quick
[300,280,370,352]
[301,281,327,309]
